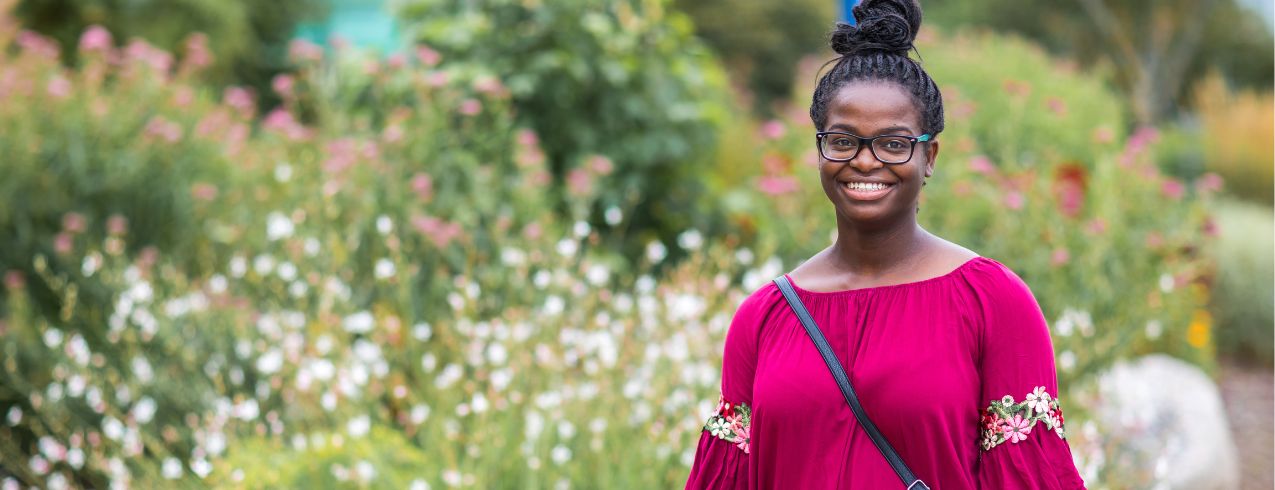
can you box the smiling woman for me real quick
[684,0,1088,488]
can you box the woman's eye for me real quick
[832,138,854,147]
[882,140,906,150]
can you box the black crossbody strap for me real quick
[774,276,930,490]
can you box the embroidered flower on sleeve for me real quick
[979,386,1067,451]
[703,394,752,454]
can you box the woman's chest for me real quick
[751,303,981,428]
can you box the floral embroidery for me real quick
[979,386,1066,451]
[703,394,751,454]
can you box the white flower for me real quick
[551,445,572,465]
[410,478,431,490]
[256,349,284,374]
[645,241,667,263]
[1145,320,1163,340]
[343,311,375,334]
[162,457,182,479]
[1024,386,1051,414]
[131,397,157,424]
[706,417,733,439]
[376,215,393,235]
[347,415,370,437]
[229,256,247,277]
[413,322,433,341]
[266,212,294,241]
[253,254,276,275]
[572,221,590,238]
[556,238,578,257]
[677,229,703,250]
[604,206,623,225]
[274,163,293,182]
[374,259,396,279]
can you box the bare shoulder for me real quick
[926,234,980,270]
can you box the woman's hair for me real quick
[809,0,944,136]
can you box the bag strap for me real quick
[774,276,931,490]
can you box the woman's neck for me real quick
[828,218,931,276]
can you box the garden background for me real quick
[0,0,1272,488]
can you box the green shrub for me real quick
[1209,199,1275,364]
[396,0,734,256]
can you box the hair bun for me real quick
[830,0,922,57]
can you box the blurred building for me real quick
[295,0,403,53]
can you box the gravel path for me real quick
[1218,359,1274,490]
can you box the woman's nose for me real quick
[848,146,884,173]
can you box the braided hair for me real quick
[809,0,944,137]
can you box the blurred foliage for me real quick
[0,29,232,320]
[397,0,734,258]
[672,0,835,115]
[0,4,1235,489]
[1208,199,1275,365]
[13,0,324,107]
[1193,72,1274,204]
[927,0,1274,124]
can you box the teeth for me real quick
[845,182,889,191]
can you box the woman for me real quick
[684,1,1087,488]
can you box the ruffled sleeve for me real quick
[971,260,1087,489]
[684,285,769,489]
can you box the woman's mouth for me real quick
[841,181,895,201]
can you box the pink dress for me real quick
[685,257,1087,489]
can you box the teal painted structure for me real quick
[295,0,404,54]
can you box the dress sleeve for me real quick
[684,286,770,489]
[972,261,1087,489]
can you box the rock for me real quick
[1076,354,1239,489]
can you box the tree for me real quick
[927,0,1274,125]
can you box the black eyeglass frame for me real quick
[815,131,933,164]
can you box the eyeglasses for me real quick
[815,131,932,164]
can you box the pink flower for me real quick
[1160,179,1185,200]
[522,222,542,240]
[182,32,212,70]
[588,155,614,175]
[382,125,404,144]
[759,120,786,140]
[999,414,1032,443]
[79,25,113,53]
[124,39,173,74]
[1195,173,1223,194]
[1002,191,1025,210]
[107,215,128,235]
[968,156,995,175]
[1145,232,1164,248]
[144,116,183,143]
[458,98,482,116]
[62,212,87,233]
[288,39,324,63]
[757,175,800,196]
[1084,218,1107,235]
[46,76,71,99]
[516,129,539,147]
[732,421,750,454]
[411,173,434,201]
[17,30,59,58]
[412,215,463,248]
[1050,248,1069,266]
[54,233,73,255]
[191,182,218,201]
[223,86,255,116]
[567,168,593,196]
[473,76,505,96]
[1045,97,1067,116]
[172,87,194,108]
[272,74,295,98]
[1003,79,1031,97]
[425,71,449,88]
[387,53,406,70]
[3,270,24,290]
[415,45,441,66]
[1091,127,1115,144]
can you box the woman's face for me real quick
[818,81,938,229]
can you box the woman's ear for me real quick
[923,139,939,178]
